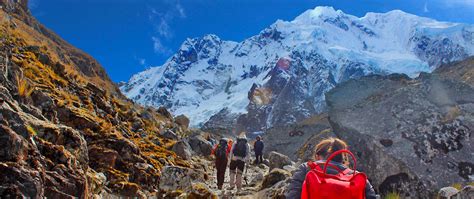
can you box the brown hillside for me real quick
[0,1,190,198]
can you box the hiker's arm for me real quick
[285,163,308,199]
[365,180,377,199]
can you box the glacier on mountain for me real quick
[120,6,474,130]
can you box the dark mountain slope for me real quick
[0,1,190,197]
[326,57,474,197]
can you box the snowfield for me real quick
[121,7,474,128]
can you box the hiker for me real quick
[211,138,231,190]
[253,136,264,164]
[228,134,250,192]
[285,137,377,199]
[228,139,233,151]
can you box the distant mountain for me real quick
[121,6,474,132]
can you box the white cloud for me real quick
[152,37,171,55]
[133,56,148,67]
[139,58,146,66]
[148,1,186,55]
[157,18,172,39]
[176,3,186,18]
[423,1,429,13]
[439,0,474,7]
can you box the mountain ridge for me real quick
[121,6,474,131]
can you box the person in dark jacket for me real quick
[211,138,231,190]
[285,137,377,199]
[253,136,264,164]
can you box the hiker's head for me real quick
[256,136,261,141]
[314,137,348,163]
[238,133,247,140]
[228,139,233,145]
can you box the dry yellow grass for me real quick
[16,73,34,98]
[384,192,400,199]
[451,183,463,190]
[26,125,37,136]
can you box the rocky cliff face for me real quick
[121,6,474,133]
[0,1,190,197]
[326,57,474,198]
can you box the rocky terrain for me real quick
[0,1,193,197]
[2,1,474,198]
[0,2,296,198]
[325,57,474,198]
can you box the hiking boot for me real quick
[227,186,234,190]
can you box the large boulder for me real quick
[157,107,173,119]
[160,129,179,140]
[326,68,474,197]
[0,162,44,198]
[262,114,333,161]
[0,124,28,162]
[187,135,213,156]
[260,168,291,190]
[268,151,292,171]
[438,187,460,199]
[438,185,474,199]
[460,185,474,199]
[159,166,205,194]
[171,141,192,160]
[174,115,190,129]
[186,183,217,199]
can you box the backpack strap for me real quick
[307,161,320,171]
[341,168,353,175]
[316,161,345,173]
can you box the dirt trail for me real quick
[201,156,270,198]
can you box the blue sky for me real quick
[29,0,474,82]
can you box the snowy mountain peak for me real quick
[121,8,474,129]
[302,6,340,18]
[293,6,347,24]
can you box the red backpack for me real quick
[301,149,367,199]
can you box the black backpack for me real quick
[233,138,247,157]
[254,140,264,152]
[215,139,228,160]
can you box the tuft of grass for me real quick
[26,125,37,136]
[16,74,34,98]
[451,183,463,190]
[384,192,400,199]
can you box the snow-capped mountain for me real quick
[121,7,474,131]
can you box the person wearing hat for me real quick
[228,133,250,192]
[253,135,264,164]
